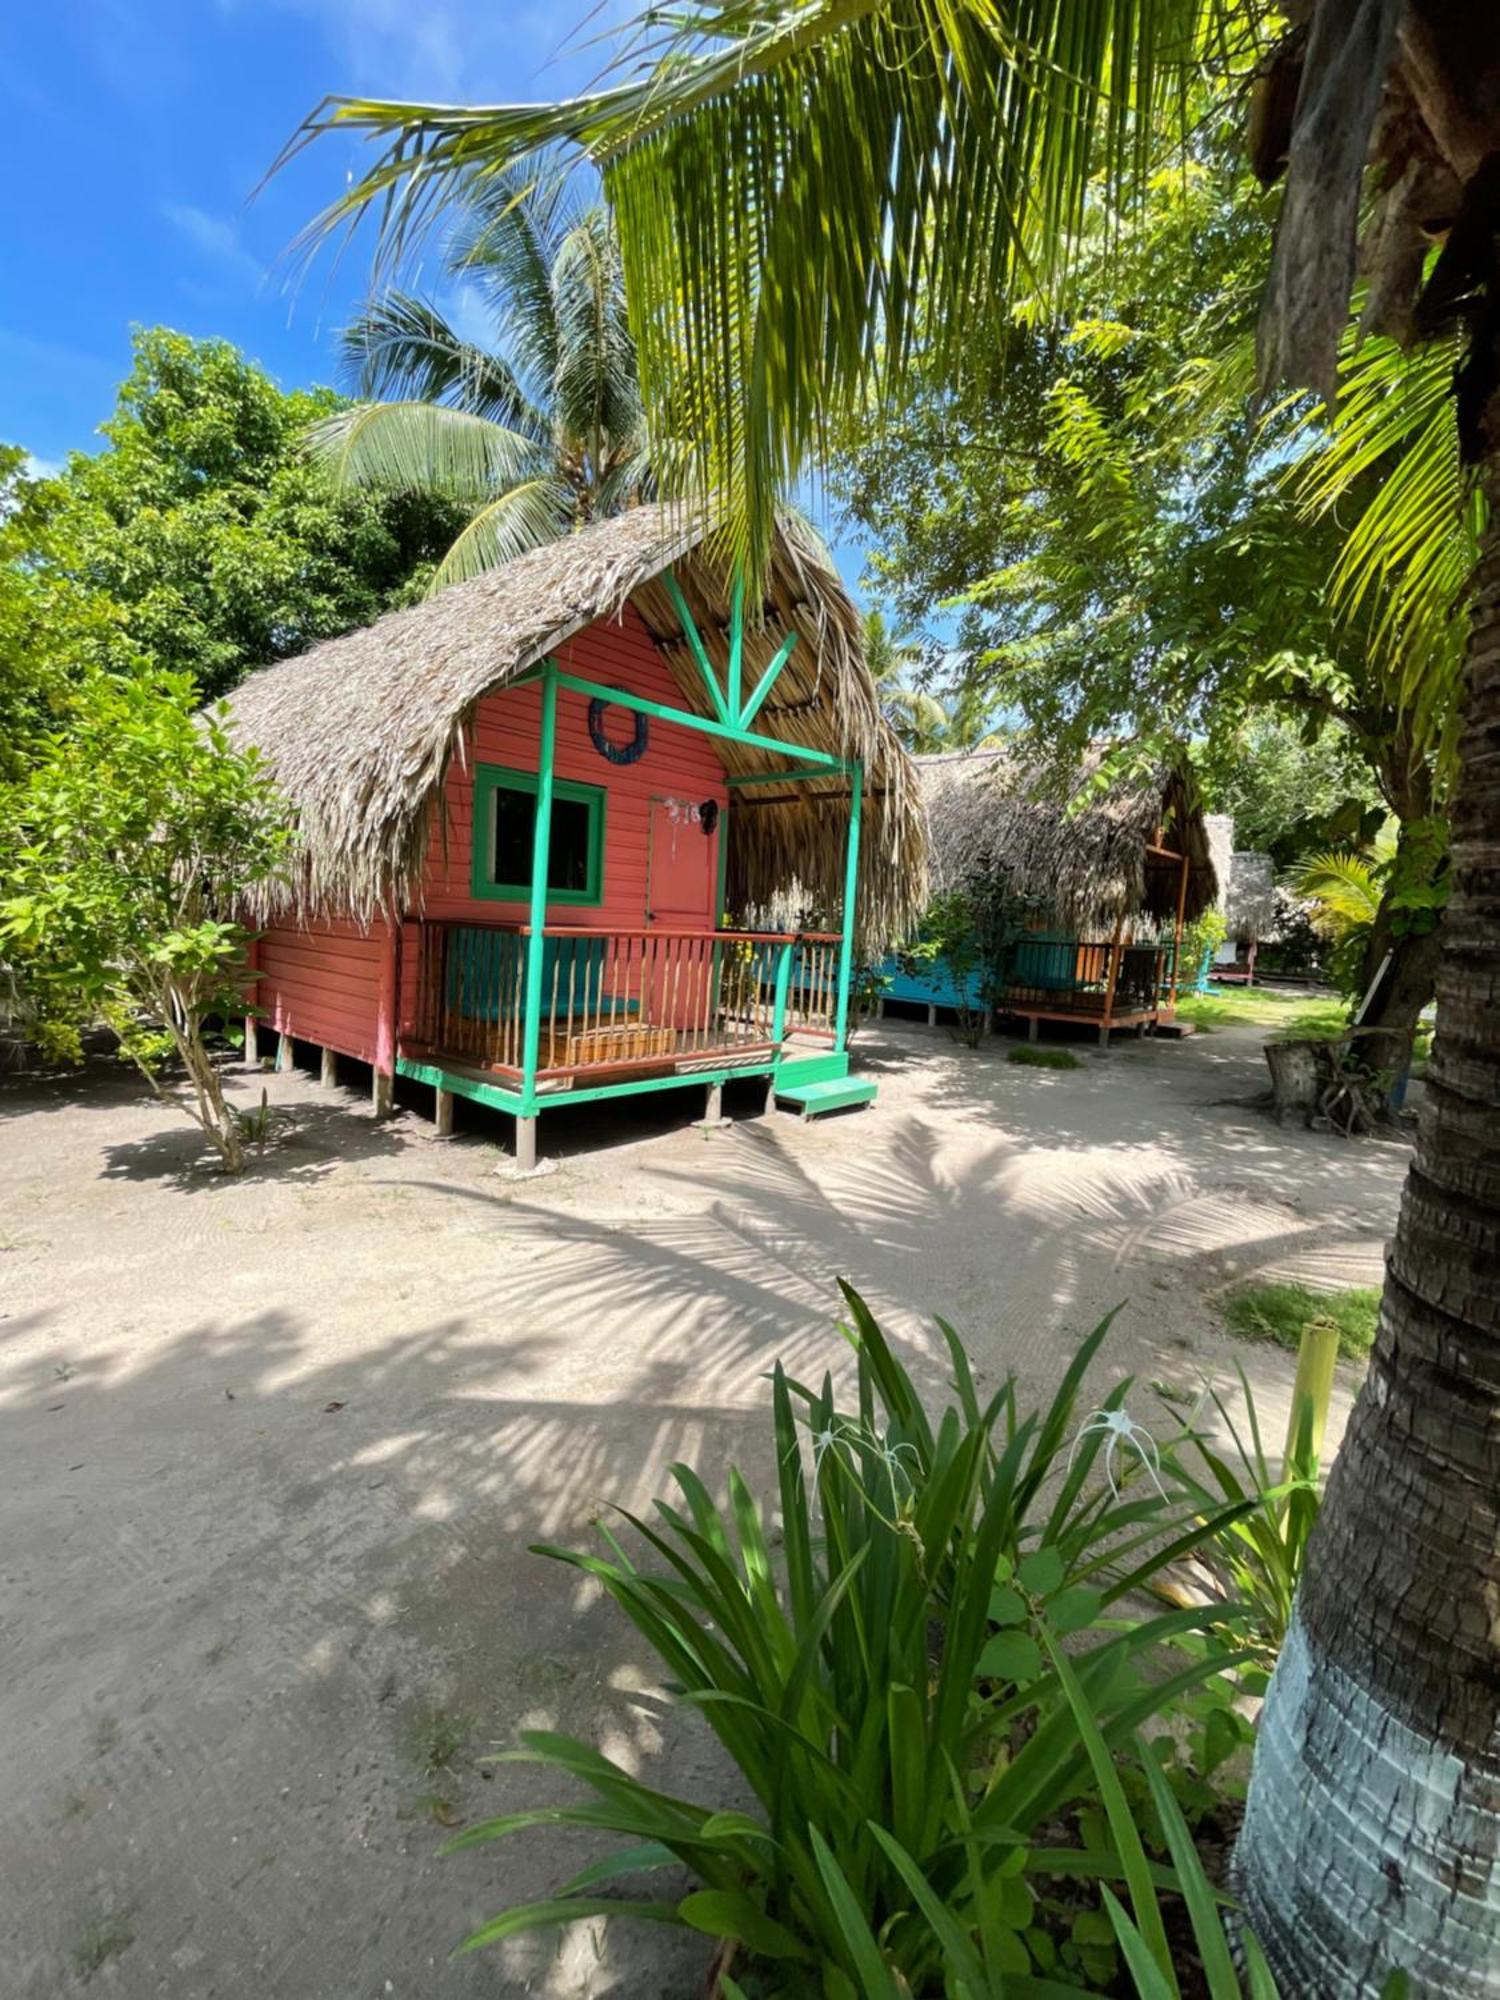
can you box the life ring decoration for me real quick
[588,697,649,766]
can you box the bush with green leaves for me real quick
[898,890,998,1047]
[447,1286,1269,1994]
[1163,1365,1326,1664]
[0,671,291,1172]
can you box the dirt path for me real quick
[0,1018,1407,1997]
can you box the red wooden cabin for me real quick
[225,508,925,1166]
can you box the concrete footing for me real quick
[275,1033,294,1073]
[244,1016,260,1065]
[515,1115,537,1172]
[434,1087,454,1138]
[372,1068,394,1118]
[320,1046,338,1089]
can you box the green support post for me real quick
[739,631,798,729]
[771,938,795,1046]
[662,571,730,726]
[520,661,558,1101]
[834,762,863,1049]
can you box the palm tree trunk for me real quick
[1234,454,1500,1991]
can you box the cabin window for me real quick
[472,765,606,906]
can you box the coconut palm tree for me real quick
[863,610,1004,753]
[306,169,652,589]
[861,607,946,747]
[284,8,1500,1990]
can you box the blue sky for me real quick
[0,0,870,590]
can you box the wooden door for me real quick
[646,797,719,1032]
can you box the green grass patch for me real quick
[1173,988,1349,1041]
[1223,1281,1380,1361]
[1007,1044,1081,1070]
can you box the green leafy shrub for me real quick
[1163,1364,1324,1662]
[448,1286,1257,1993]
[0,671,291,1172]
[897,890,997,1047]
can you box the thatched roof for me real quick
[1226,853,1277,942]
[917,748,1217,931]
[224,506,926,946]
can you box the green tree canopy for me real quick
[0,672,292,1172]
[3,328,464,717]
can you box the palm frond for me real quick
[448,161,573,395]
[550,209,643,464]
[1289,848,1383,933]
[428,477,576,589]
[1286,331,1481,760]
[304,402,548,504]
[338,292,548,435]
[278,0,1246,575]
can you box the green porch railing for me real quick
[406,921,841,1082]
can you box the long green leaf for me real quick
[1037,1627,1177,1991]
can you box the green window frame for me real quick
[471,763,606,907]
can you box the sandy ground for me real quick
[0,1014,1409,1998]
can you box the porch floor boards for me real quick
[399,1028,800,1094]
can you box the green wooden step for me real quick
[776,1076,878,1119]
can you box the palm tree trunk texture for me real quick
[1235,449,1500,1991]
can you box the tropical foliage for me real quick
[0,673,291,1172]
[1,328,462,724]
[447,1284,1276,1994]
[282,2,1278,579]
[308,171,654,587]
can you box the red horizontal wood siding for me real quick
[256,917,386,1065]
[254,601,730,1065]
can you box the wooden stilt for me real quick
[244,1016,260,1065]
[320,1046,338,1088]
[372,1069,394,1118]
[434,1087,454,1137]
[926,1003,938,1026]
[1099,916,1124,1051]
[276,1032,294,1073]
[1028,1016,1040,1043]
[1166,850,1191,1017]
[515,1115,538,1172]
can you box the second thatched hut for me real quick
[880,748,1218,1045]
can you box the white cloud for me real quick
[162,203,265,295]
[23,452,63,481]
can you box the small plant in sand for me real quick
[0,670,291,1172]
[898,890,994,1047]
[1009,1044,1081,1071]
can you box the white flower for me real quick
[1066,1405,1169,1502]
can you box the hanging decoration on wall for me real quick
[588,697,649,766]
[660,795,717,832]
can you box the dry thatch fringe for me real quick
[918,749,1217,933]
[223,504,927,950]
